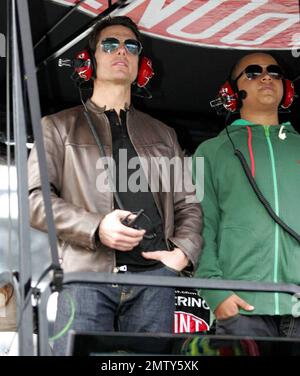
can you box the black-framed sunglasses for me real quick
[235,64,284,81]
[100,37,142,56]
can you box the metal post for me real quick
[36,0,129,70]
[6,0,13,273]
[34,0,87,49]
[11,0,34,356]
[37,284,53,356]
[16,0,61,271]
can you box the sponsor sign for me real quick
[174,289,210,333]
[51,0,300,49]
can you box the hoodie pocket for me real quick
[219,226,262,280]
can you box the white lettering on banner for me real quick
[49,0,299,49]
[77,0,104,17]
[167,0,226,39]
[139,0,193,29]
[0,33,5,58]
[116,0,146,16]
[176,295,210,309]
[222,12,299,46]
[176,296,202,308]
[51,0,103,8]
[189,0,268,39]
[84,0,103,10]
[50,0,73,6]
[178,314,189,332]
[174,311,209,333]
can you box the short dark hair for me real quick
[88,16,142,53]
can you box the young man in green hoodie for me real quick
[193,52,300,337]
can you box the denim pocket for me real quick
[162,265,180,276]
[217,313,240,323]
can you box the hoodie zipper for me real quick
[264,125,280,315]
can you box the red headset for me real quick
[281,79,295,109]
[73,50,94,81]
[73,49,154,89]
[211,77,295,113]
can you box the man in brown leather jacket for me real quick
[28,16,202,355]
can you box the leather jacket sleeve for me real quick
[28,115,102,250]
[166,127,203,271]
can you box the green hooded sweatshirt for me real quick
[193,119,300,316]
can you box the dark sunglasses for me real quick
[100,37,142,56]
[235,64,284,81]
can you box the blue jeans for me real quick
[215,314,300,355]
[53,266,176,355]
[216,314,300,337]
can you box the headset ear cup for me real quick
[84,47,96,80]
[281,79,295,109]
[219,80,239,112]
[137,56,154,88]
[73,49,95,82]
[133,56,154,98]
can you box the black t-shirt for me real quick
[105,109,167,272]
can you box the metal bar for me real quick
[63,272,300,296]
[37,284,53,356]
[6,0,13,273]
[16,0,61,271]
[34,0,87,49]
[36,0,129,71]
[12,0,34,356]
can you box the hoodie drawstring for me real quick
[246,126,255,178]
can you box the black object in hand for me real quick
[121,209,144,229]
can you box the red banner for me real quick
[52,0,300,49]
[174,289,210,333]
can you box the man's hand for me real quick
[142,247,189,271]
[99,209,145,251]
[214,294,255,320]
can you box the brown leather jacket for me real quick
[28,99,202,273]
